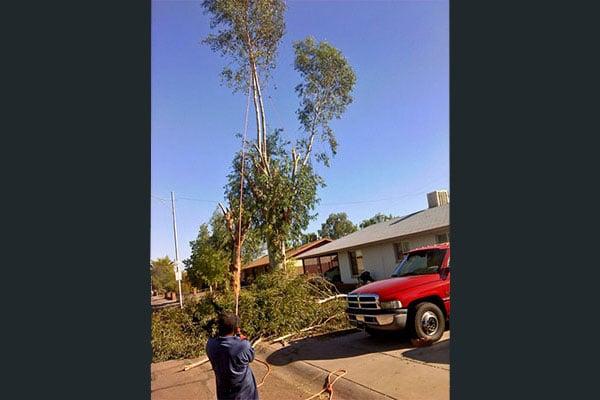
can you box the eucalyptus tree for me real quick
[202,1,356,271]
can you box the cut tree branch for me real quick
[317,294,347,304]
[270,314,341,344]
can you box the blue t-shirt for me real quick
[206,336,258,400]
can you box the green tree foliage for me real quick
[203,2,357,271]
[151,256,177,294]
[185,224,230,290]
[293,36,357,167]
[318,212,357,240]
[202,0,285,92]
[151,270,348,362]
[185,208,262,291]
[202,0,285,153]
[250,37,356,269]
[359,213,396,229]
[209,209,262,265]
[246,130,323,268]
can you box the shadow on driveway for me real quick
[266,328,449,366]
[403,338,449,364]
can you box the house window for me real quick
[394,241,410,262]
[436,233,449,244]
[349,250,364,276]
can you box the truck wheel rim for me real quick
[421,311,439,335]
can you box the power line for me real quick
[151,185,447,208]
[177,196,219,203]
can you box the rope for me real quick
[235,83,252,317]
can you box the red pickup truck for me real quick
[346,243,450,342]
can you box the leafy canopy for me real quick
[294,36,357,166]
[184,208,262,289]
[318,212,357,240]
[202,0,286,92]
[151,256,177,293]
[359,213,396,229]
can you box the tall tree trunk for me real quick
[231,241,243,309]
[266,232,286,271]
[250,66,262,154]
[253,70,268,158]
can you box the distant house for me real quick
[298,191,450,284]
[241,238,333,283]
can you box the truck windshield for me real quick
[391,249,446,277]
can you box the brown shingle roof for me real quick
[242,238,332,270]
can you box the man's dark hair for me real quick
[216,312,239,337]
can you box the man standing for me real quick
[206,313,259,400]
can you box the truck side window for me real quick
[392,249,446,277]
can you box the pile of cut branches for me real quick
[151,269,349,362]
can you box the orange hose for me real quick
[254,358,272,388]
[254,357,346,400]
[303,369,347,400]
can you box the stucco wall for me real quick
[337,230,449,284]
[361,243,398,281]
[338,251,352,283]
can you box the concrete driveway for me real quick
[265,329,450,400]
[151,329,449,400]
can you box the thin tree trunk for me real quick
[253,71,268,158]
[250,65,262,154]
[231,241,243,307]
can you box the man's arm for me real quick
[238,340,255,364]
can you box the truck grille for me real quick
[346,294,380,310]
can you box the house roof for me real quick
[242,238,333,270]
[298,203,450,259]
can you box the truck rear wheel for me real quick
[411,302,445,343]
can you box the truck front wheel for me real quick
[411,302,445,343]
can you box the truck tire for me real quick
[412,302,445,343]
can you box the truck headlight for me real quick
[379,300,402,309]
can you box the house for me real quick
[241,238,333,283]
[298,191,450,284]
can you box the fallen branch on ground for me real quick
[270,314,342,344]
[317,294,347,304]
[182,357,209,371]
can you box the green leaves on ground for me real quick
[151,270,348,362]
[152,306,208,362]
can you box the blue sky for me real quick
[152,0,449,261]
